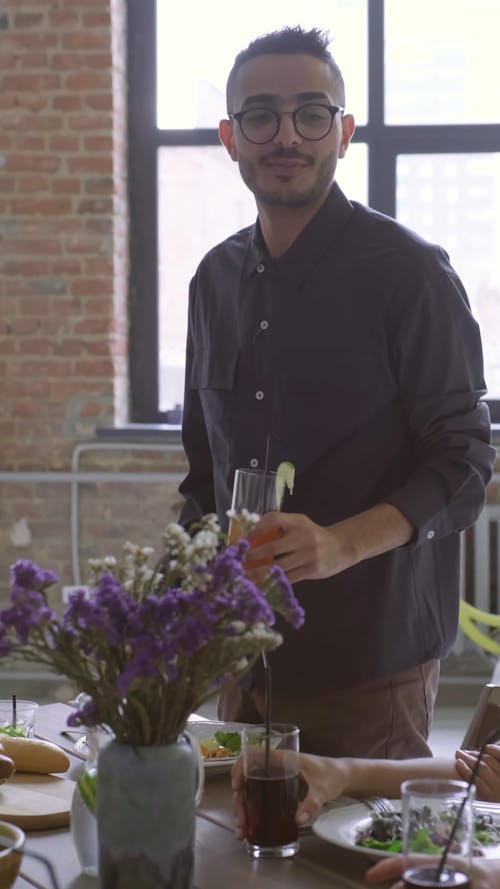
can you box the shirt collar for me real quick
[242,182,354,281]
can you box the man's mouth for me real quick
[261,153,312,174]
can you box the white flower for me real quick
[230,621,246,635]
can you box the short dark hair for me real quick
[226,26,345,113]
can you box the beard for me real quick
[237,147,338,207]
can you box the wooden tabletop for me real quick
[12,703,388,889]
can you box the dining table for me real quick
[10,702,391,889]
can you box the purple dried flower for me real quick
[118,648,162,696]
[10,559,58,591]
[1,519,305,745]
[67,697,99,729]
[266,564,305,629]
[0,588,56,644]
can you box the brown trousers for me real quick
[217,660,440,758]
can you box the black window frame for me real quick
[127,0,500,423]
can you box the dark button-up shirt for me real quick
[179,183,495,692]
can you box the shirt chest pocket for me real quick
[188,347,238,435]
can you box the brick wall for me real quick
[1,0,128,465]
[0,0,187,600]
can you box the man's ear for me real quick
[219,118,238,161]
[339,113,355,159]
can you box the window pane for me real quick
[157,0,367,129]
[386,0,500,124]
[396,153,500,399]
[157,144,368,412]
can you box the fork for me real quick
[361,797,398,818]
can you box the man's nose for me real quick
[272,112,301,146]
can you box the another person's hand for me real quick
[455,744,500,802]
[246,512,353,584]
[231,756,247,840]
[365,856,404,888]
[231,751,348,839]
[366,855,500,889]
[295,753,348,824]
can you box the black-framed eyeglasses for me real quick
[229,103,344,144]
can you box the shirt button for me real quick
[259,320,269,330]
[256,263,265,273]
[255,390,264,400]
[250,457,259,468]
[427,530,435,540]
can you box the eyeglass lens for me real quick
[238,104,338,144]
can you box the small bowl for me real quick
[0,821,24,889]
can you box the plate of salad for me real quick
[312,801,500,860]
[186,720,251,771]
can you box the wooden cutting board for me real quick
[0,772,74,829]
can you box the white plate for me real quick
[312,801,500,860]
[186,720,253,771]
[71,720,250,770]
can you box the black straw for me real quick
[262,650,272,774]
[259,433,272,515]
[435,727,500,881]
[12,693,16,730]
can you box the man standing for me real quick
[179,27,495,757]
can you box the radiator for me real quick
[456,480,500,653]
[461,499,500,613]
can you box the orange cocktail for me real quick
[228,468,283,568]
[228,518,282,568]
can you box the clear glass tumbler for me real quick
[401,779,474,888]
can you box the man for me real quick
[179,26,495,757]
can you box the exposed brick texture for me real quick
[0,0,188,601]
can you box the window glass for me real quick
[156,0,367,129]
[157,143,368,411]
[385,0,500,124]
[396,153,500,399]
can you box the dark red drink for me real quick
[404,866,471,888]
[245,767,299,852]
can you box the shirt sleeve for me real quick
[382,253,495,548]
[178,274,217,528]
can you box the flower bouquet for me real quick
[0,515,304,745]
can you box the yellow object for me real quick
[199,738,234,759]
[276,461,295,507]
[459,600,500,656]
[0,737,70,775]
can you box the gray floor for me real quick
[428,705,475,757]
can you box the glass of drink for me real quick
[0,699,38,738]
[241,723,300,858]
[228,469,283,564]
[401,779,474,888]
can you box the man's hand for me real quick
[455,744,500,802]
[247,512,354,584]
[246,503,414,585]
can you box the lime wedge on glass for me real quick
[275,461,295,507]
